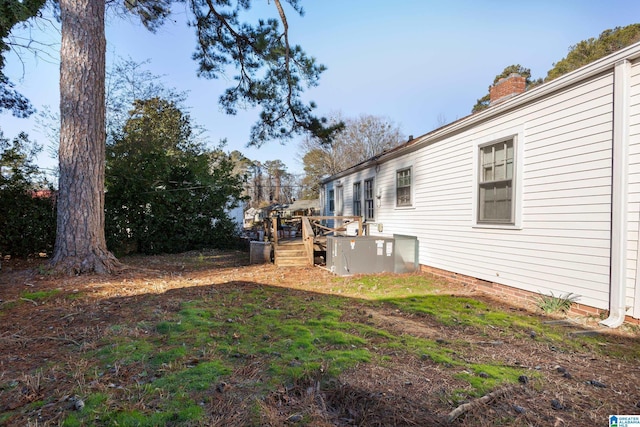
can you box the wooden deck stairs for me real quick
[274,239,308,267]
[271,215,363,268]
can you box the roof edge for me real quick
[321,41,640,184]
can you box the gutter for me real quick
[600,59,631,328]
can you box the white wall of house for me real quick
[322,45,640,320]
[227,204,245,230]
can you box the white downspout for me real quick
[634,210,640,319]
[601,59,631,328]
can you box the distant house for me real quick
[243,207,260,229]
[226,203,244,230]
[31,189,56,200]
[283,199,320,217]
[25,189,56,208]
[320,41,640,326]
[242,203,280,229]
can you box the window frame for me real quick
[328,188,335,213]
[353,181,362,217]
[478,138,514,224]
[335,185,344,216]
[472,128,523,229]
[364,178,375,221]
[396,167,412,207]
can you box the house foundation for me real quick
[420,264,640,325]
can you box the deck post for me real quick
[272,217,278,245]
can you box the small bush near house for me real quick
[535,291,579,314]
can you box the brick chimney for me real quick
[489,73,526,105]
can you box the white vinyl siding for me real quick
[327,71,615,312]
[321,47,640,320]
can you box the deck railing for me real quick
[270,215,363,265]
[300,216,363,266]
[301,217,315,266]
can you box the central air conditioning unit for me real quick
[326,235,418,276]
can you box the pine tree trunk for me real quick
[51,0,119,274]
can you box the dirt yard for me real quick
[1,250,639,426]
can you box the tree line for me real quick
[1,97,246,258]
[1,0,344,273]
[472,24,640,113]
[0,99,402,259]
[0,51,402,258]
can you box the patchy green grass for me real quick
[153,360,230,392]
[455,364,527,396]
[53,281,546,425]
[95,337,155,366]
[1,267,631,426]
[331,275,546,337]
[328,274,640,363]
[329,274,438,299]
[59,287,380,424]
[0,413,13,425]
[0,289,63,314]
[20,289,61,301]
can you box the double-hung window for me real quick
[364,178,374,220]
[353,182,362,217]
[478,138,514,224]
[396,168,412,207]
[328,189,335,213]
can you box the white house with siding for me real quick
[320,41,640,326]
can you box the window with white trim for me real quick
[353,182,362,217]
[478,138,514,224]
[364,178,374,220]
[335,185,344,216]
[396,167,412,207]
[328,189,335,213]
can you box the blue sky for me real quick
[3,0,640,178]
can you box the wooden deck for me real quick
[273,236,328,267]
[271,215,361,268]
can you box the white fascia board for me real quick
[324,41,640,183]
